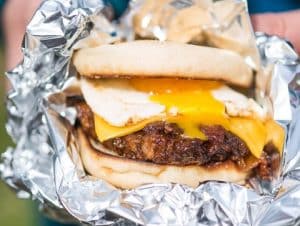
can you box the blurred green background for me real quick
[0,44,39,225]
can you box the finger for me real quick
[250,13,286,37]
[251,11,300,54]
[3,0,41,70]
[3,0,25,70]
[281,10,300,53]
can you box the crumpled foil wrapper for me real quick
[1,0,300,225]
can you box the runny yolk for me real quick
[130,78,227,139]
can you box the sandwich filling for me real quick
[72,78,284,180]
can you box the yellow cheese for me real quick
[95,114,227,142]
[94,115,162,142]
[94,78,284,158]
[229,118,266,158]
[94,114,283,158]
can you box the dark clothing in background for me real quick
[104,0,129,18]
[107,0,300,15]
[248,0,300,13]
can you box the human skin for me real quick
[251,10,300,54]
[2,0,41,70]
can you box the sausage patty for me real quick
[72,99,279,179]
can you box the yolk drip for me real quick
[131,78,227,139]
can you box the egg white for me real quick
[212,86,267,119]
[81,78,165,127]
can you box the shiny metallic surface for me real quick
[1,0,300,225]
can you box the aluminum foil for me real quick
[1,0,300,225]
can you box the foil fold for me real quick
[1,0,300,225]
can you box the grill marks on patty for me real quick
[73,99,280,179]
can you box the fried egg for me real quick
[81,78,267,127]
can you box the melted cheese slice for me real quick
[90,78,284,158]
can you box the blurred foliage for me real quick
[0,45,38,226]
